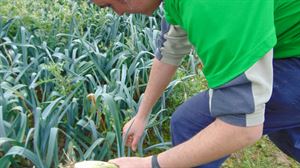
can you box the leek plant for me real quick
[0,1,201,167]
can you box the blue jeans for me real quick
[170,58,300,167]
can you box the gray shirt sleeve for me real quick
[155,18,192,66]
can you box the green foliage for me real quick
[42,62,82,97]
[0,0,107,47]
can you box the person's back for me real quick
[160,0,300,165]
[274,0,300,58]
[263,0,300,162]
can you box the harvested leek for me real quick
[74,161,119,168]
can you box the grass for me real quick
[223,137,300,168]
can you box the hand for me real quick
[109,156,151,168]
[123,116,147,151]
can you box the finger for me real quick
[122,124,129,135]
[131,135,141,151]
[122,127,132,142]
[125,135,133,147]
[122,127,129,139]
[124,133,133,146]
[108,159,121,168]
[109,157,121,162]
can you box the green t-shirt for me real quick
[274,0,300,59]
[164,0,277,88]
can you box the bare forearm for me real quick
[136,58,177,119]
[158,119,263,167]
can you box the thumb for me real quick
[131,134,141,152]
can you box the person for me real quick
[92,0,300,167]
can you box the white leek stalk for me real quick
[74,161,118,168]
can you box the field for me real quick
[0,0,299,167]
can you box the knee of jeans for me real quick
[171,103,214,130]
[269,87,300,111]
